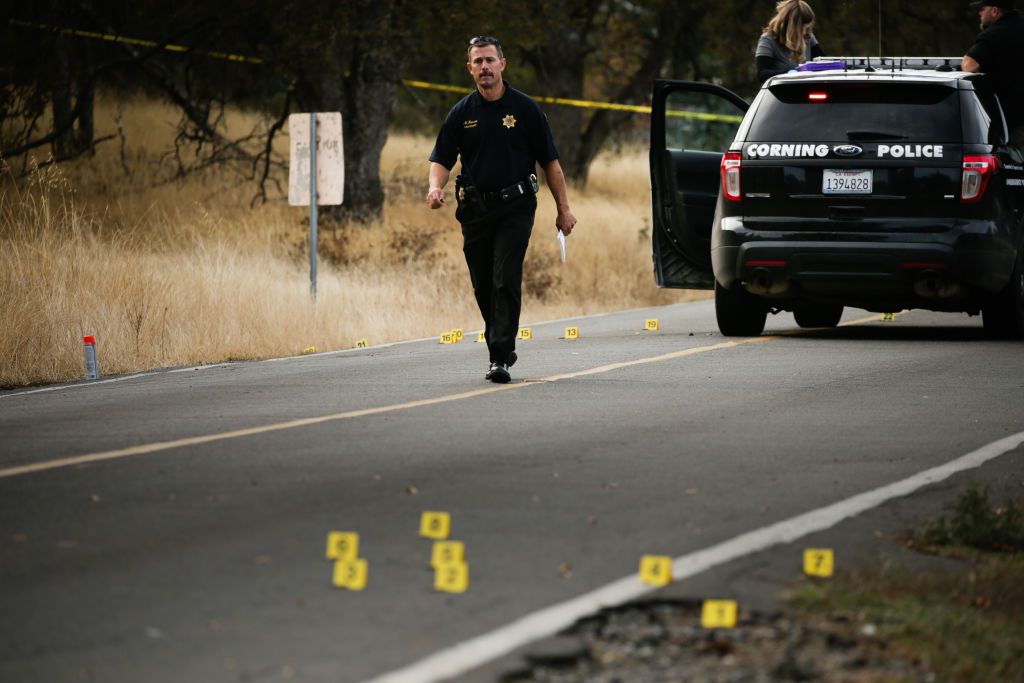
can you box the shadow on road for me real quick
[783,324,994,343]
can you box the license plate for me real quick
[823,169,872,194]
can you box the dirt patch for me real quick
[505,486,1024,683]
[502,599,928,682]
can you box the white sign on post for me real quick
[288,113,344,206]
[289,112,343,301]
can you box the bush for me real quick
[916,484,1024,552]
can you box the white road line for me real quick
[1,303,705,397]
[361,430,1024,683]
[0,364,234,399]
[245,302,699,363]
[0,336,776,480]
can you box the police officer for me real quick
[963,0,1024,146]
[426,35,577,384]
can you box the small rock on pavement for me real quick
[523,635,587,667]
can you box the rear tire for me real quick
[793,303,844,329]
[982,249,1024,339]
[715,281,768,336]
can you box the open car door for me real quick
[650,80,749,288]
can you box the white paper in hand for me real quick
[557,229,566,263]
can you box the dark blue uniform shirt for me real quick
[967,11,1024,128]
[429,82,559,192]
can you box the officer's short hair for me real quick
[467,36,504,60]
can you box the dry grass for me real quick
[792,555,1024,682]
[0,97,702,387]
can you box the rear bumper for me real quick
[712,216,1017,310]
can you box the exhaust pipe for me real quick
[913,271,962,300]
[745,267,790,296]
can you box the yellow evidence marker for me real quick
[333,558,368,590]
[803,548,834,577]
[701,600,738,628]
[476,331,486,343]
[439,332,455,345]
[881,312,897,321]
[434,562,469,593]
[355,339,369,348]
[419,511,451,539]
[564,326,579,340]
[431,540,465,568]
[638,555,673,587]
[451,328,465,342]
[302,346,318,355]
[325,532,359,561]
[518,327,533,340]
[644,319,660,331]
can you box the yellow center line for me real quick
[539,336,777,382]
[0,384,522,480]
[0,314,891,480]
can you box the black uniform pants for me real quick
[460,201,535,364]
[1012,122,1024,150]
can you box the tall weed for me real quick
[0,97,701,387]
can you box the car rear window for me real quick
[745,82,961,143]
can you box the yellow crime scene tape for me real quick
[10,19,741,123]
[402,79,741,123]
[9,19,265,65]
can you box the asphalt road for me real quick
[2,301,1023,683]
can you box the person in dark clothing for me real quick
[962,0,1024,146]
[427,35,577,384]
[755,0,825,83]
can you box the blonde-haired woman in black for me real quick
[755,0,825,82]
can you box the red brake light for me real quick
[901,262,946,269]
[961,154,999,203]
[721,152,742,201]
[808,92,828,101]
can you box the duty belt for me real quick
[482,174,538,204]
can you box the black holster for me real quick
[455,174,487,223]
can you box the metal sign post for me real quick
[309,112,318,301]
[288,112,344,302]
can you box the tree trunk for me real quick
[572,3,692,185]
[51,32,76,159]
[75,43,95,153]
[51,26,95,160]
[309,0,406,224]
[338,30,402,223]
[530,42,587,183]
[524,0,600,184]
[520,0,699,186]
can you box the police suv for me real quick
[650,57,1024,338]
